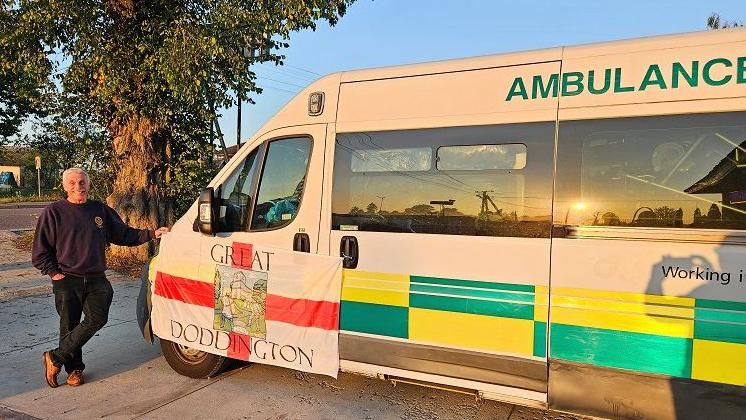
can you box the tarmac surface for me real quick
[0,230,584,420]
[0,205,45,230]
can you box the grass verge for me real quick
[107,253,147,278]
[0,193,61,204]
[12,230,35,251]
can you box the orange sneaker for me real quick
[66,370,84,387]
[42,351,61,388]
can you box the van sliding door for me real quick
[549,112,746,416]
[328,122,555,394]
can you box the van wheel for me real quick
[160,339,230,378]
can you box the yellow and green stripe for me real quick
[340,270,410,338]
[340,271,746,386]
[691,299,746,385]
[550,288,746,385]
[340,270,547,357]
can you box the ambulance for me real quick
[138,28,746,419]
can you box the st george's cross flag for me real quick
[150,234,343,377]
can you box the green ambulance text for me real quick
[505,57,746,101]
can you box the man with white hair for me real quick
[32,167,169,388]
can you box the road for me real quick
[0,231,582,420]
[0,204,49,230]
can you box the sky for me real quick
[218,0,746,146]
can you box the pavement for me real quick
[0,230,583,420]
[0,230,163,419]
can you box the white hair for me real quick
[62,167,90,183]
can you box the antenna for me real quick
[376,195,386,213]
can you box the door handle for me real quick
[293,233,310,253]
[340,236,359,269]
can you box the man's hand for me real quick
[154,227,170,239]
[51,273,65,281]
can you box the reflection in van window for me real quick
[351,146,431,173]
[251,137,311,230]
[218,148,259,232]
[438,144,527,170]
[555,113,746,230]
[332,124,554,238]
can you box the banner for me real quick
[151,234,343,377]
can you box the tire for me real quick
[160,339,231,378]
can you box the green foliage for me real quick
[13,0,354,132]
[0,190,60,203]
[20,100,114,200]
[0,1,52,141]
[6,0,355,221]
[166,134,219,218]
[707,13,742,29]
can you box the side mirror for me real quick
[198,187,217,235]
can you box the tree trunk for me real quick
[106,115,171,262]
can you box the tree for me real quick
[404,204,436,215]
[10,0,354,260]
[693,207,702,224]
[21,108,114,198]
[365,202,378,214]
[0,2,50,142]
[707,13,742,29]
[600,212,620,226]
[654,206,677,222]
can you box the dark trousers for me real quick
[51,275,114,372]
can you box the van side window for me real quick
[555,112,746,230]
[437,144,527,170]
[332,124,554,237]
[250,137,312,230]
[217,148,260,232]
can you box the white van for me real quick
[138,28,746,419]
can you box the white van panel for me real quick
[340,48,562,83]
[337,62,561,132]
[237,73,342,151]
[559,96,746,121]
[333,231,549,287]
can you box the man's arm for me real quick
[104,205,168,246]
[31,208,62,278]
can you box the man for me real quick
[32,168,169,388]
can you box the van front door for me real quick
[152,123,332,371]
[201,124,326,263]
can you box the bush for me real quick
[0,189,62,204]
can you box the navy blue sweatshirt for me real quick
[32,199,153,277]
